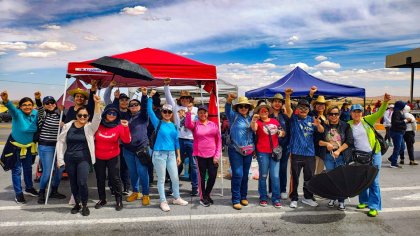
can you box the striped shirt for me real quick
[36,99,60,146]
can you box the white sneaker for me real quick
[302,198,318,207]
[290,201,298,208]
[173,198,189,206]
[160,201,171,212]
[328,200,337,208]
[281,192,288,200]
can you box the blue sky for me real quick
[1,0,420,99]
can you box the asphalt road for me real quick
[0,126,419,235]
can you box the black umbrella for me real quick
[305,164,379,200]
[90,56,154,81]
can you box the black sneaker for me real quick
[122,190,129,196]
[71,204,81,214]
[15,194,26,204]
[190,189,199,197]
[49,191,66,199]
[24,188,39,197]
[110,189,116,196]
[206,196,214,205]
[81,205,90,216]
[400,160,405,165]
[95,200,107,209]
[200,198,210,207]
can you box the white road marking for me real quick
[381,186,420,192]
[392,193,420,201]
[1,206,420,227]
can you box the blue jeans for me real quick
[390,131,404,166]
[153,150,180,202]
[11,150,34,196]
[324,153,345,203]
[228,146,252,204]
[279,148,289,193]
[123,148,149,195]
[359,152,382,210]
[179,138,198,190]
[38,145,64,190]
[257,152,280,203]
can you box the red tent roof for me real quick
[67,47,217,87]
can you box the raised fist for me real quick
[252,114,260,121]
[285,88,293,95]
[164,78,171,85]
[228,93,237,100]
[120,120,129,127]
[1,91,8,102]
[140,87,147,95]
[34,91,41,100]
[109,80,117,88]
[93,95,101,103]
[384,93,391,102]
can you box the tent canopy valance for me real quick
[245,67,365,99]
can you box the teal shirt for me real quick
[5,101,38,144]
[147,98,180,151]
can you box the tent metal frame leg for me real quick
[45,76,70,205]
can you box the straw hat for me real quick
[68,88,89,98]
[176,90,194,105]
[269,93,284,102]
[254,101,273,114]
[232,96,254,110]
[311,95,330,106]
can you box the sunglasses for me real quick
[297,106,309,111]
[106,111,118,116]
[328,113,340,116]
[44,101,55,105]
[77,114,89,119]
[128,103,140,107]
[162,110,173,114]
[237,105,249,109]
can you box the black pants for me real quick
[403,131,415,161]
[108,145,130,191]
[289,154,315,201]
[65,156,90,205]
[95,156,122,200]
[196,156,218,199]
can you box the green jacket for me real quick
[348,101,388,154]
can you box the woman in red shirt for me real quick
[94,104,131,211]
[251,101,285,208]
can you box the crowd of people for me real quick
[0,81,418,218]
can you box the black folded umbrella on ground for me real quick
[90,56,154,81]
[305,164,379,200]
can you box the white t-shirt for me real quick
[352,122,372,152]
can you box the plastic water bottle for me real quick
[183,157,190,178]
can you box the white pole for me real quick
[45,76,70,205]
[215,80,223,196]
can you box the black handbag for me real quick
[135,146,151,165]
[264,124,282,162]
[352,150,373,165]
[363,118,389,155]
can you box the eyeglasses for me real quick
[106,111,118,116]
[328,113,340,116]
[128,103,139,107]
[297,106,309,111]
[20,104,33,107]
[44,101,55,105]
[162,110,173,114]
[237,105,249,109]
[77,114,89,119]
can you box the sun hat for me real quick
[176,90,194,105]
[254,101,273,114]
[162,104,173,111]
[232,96,254,110]
[269,93,284,102]
[350,104,364,112]
[68,88,89,98]
[311,96,330,107]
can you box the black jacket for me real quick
[390,111,406,133]
[319,121,354,161]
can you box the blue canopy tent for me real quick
[245,67,365,99]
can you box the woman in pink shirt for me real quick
[185,105,221,207]
[94,104,131,211]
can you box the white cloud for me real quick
[315,55,328,61]
[356,69,367,74]
[264,58,276,62]
[0,52,6,55]
[176,51,194,56]
[0,41,27,51]
[120,6,148,15]
[286,62,312,71]
[315,61,341,69]
[287,35,299,45]
[38,41,76,51]
[18,51,57,58]
[42,24,61,30]
[322,69,339,76]
[83,35,101,41]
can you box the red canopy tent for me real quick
[66,47,219,124]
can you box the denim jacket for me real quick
[225,103,254,148]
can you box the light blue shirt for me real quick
[5,101,38,144]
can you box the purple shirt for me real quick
[185,112,221,160]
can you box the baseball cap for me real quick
[162,104,173,111]
[350,104,364,112]
[42,96,56,104]
[297,99,310,108]
[119,93,129,100]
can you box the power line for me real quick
[0,79,63,86]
